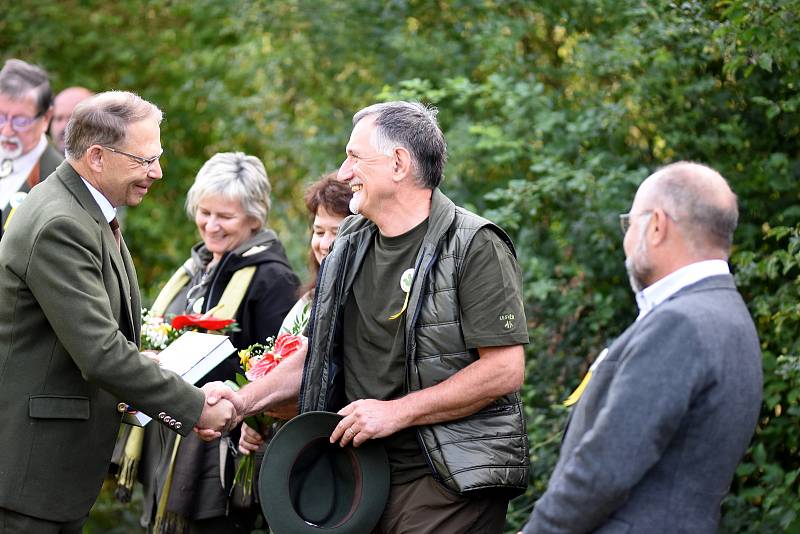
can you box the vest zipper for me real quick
[405,244,443,483]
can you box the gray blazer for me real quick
[523,275,762,534]
[0,161,205,522]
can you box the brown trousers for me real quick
[373,475,509,534]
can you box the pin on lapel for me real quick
[563,347,609,407]
[388,268,415,320]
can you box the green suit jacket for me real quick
[0,161,205,522]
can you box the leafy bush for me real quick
[2,1,799,532]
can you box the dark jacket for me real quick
[163,230,301,384]
[299,188,529,496]
[140,230,300,523]
[0,143,63,241]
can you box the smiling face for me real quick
[93,118,163,207]
[336,116,395,220]
[0,92,51,159]
[195,195,260,262]
[311,205,345,265]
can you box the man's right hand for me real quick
[194,381,244,441]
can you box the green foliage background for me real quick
[3,1,799,532]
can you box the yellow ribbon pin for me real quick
[564,347,609,406]
[388,268,415,320]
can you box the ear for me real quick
[648,208,670,247]
[86,145,105,172]
[392,146,413,183]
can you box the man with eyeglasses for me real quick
[0,90,243,533]
[521,162,762,534]
[0,58,64,241]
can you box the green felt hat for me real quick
[259,411,390,534]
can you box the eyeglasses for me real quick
[0,111,46,132]
[620,209,679,234]
[619,210,653,234]
[102,146,163,170]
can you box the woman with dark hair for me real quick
[278,171,353,333]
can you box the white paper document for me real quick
[122,331,236,426]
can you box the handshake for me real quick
[193,382,249,441]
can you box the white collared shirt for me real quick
[80,177,117,224]
[635,259,730,320]
[0,135,48,210]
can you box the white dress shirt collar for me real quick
[80,177,117,223]
[0,134,49,210]
[635,259,730,320]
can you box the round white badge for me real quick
[400,268,414,293]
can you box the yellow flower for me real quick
[239,349,251,369]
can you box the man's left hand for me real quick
[331,398,406,447]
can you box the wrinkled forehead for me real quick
[120,118,162,154]
[346,115,377,151]
[0,91,38,114]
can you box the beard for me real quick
[0,135,23,160]
[348,194,361,215]
[625,236,653,294]
[625,256,645,293]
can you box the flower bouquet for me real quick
[140,307,238,350]
[141,308,181,350]
[228,332,304,500]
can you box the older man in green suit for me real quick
[0,91,242,533]
[0,59,64,242]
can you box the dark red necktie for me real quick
[109,217,121,250]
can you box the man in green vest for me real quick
[230,101,530,533]
[0,90,242,533]
[0,59,64,241]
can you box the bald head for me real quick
[638,161,738,257]
[51,87,94,152]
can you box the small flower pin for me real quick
[388,268,415,320]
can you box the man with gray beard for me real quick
[522,161,763,534]
[0,59,62,241]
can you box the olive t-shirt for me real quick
[342,221,529,484]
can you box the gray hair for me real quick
[64,91,163,159]
[653,161,739,254]
[353,101,447,189]
[0,59,53,115]
[186,152,272,228]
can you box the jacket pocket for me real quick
[29,395,90,420]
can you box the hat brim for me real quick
[259,411,390,534]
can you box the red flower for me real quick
[244,333,303,380]
[273,333,303,361]
[246,357,278,381]
[171,313,235,331]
